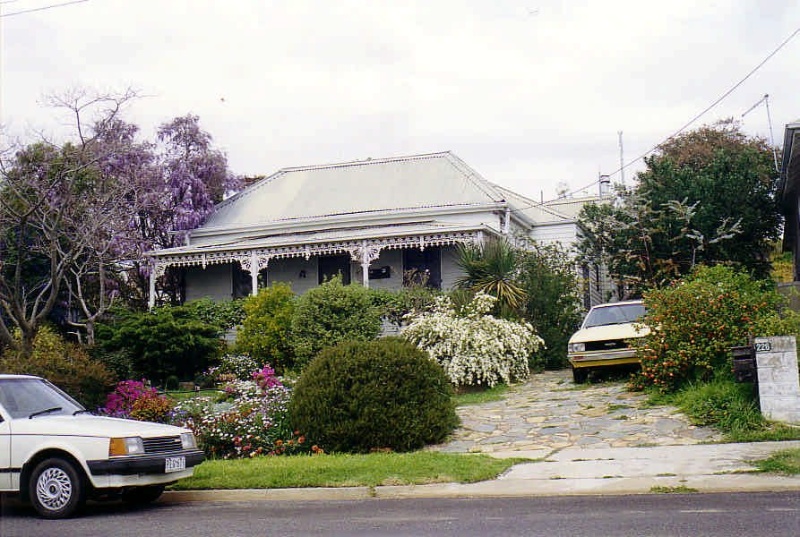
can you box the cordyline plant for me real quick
[402,293,545,387]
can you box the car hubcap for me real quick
[36,467,72,511]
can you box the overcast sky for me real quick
[2,0,799,201]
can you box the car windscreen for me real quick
[583,303,646,329]
[0,378,84,419]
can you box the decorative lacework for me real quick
[151,230,483,274]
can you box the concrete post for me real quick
[754,336,800,424]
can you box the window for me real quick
[402,247,441,289]
[318,254,351,285]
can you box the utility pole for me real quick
[618,131,625,186]
[742,94,779,173]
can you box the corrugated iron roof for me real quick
[203,151,508,230]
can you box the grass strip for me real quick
[453,384,509,406]
[752,448,800,475]
[171,451,526,490]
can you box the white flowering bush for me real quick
[204,354,260,384]
[402,293,544,387]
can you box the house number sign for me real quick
[754,341,772,353]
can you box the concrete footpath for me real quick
[165,369,800,503]
[164,441,800,503]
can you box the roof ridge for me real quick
[278,151,452,173]
[443,153,507,203]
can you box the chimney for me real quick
[599,174,611,197]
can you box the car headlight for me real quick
[568,343,585,353]
[109,437,145,456]
[181,432,198,450]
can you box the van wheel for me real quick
[29,457,85,519]
[572,367,589,384]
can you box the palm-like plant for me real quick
[455,238,527,318]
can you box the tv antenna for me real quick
[742,93,779,172]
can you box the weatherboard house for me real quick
[780,119,800,282]
[147,151,604,307]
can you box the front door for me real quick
[318,254,351,285]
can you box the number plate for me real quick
[165,456,186,473]
[755,341,771,352]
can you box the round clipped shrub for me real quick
[289,337,458,453]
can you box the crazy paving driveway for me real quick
[432,369,721,454]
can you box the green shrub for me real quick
[631,265,800,392]
[517,242,584,370]
[0,326,116,409]
[368,285,440,326]
[289,338,458,453]
[95,304,224,385]
[290,277,382,369]
[183,298,246,331]
[235,283,296,373]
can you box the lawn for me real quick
[171,451,526,490]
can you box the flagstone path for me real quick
[431,369,722,454]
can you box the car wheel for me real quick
[572,367,589,384]
[121,485,165,505]
[29,457,85,519]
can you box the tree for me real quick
[578,120,780,291]
[0,90,146,355]
[61,115,160,345]
[0,90,242,352]
[135,114,242,306]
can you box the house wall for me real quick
[529,222,579,248]
[353,250,404,291]
[440,245,461,290]
[265,257,320,295]
[437,211,503,233]
[185,264,233,302]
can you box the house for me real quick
[778,120,800,296]
[146,151,606,307]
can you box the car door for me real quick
[0,407,11,490]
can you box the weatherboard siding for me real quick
[185,264,233,302]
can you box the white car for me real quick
[567,300,649,383]
[0,374,204,519]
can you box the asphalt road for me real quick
[2,491,799,537]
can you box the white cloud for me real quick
[2,0,799,199]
